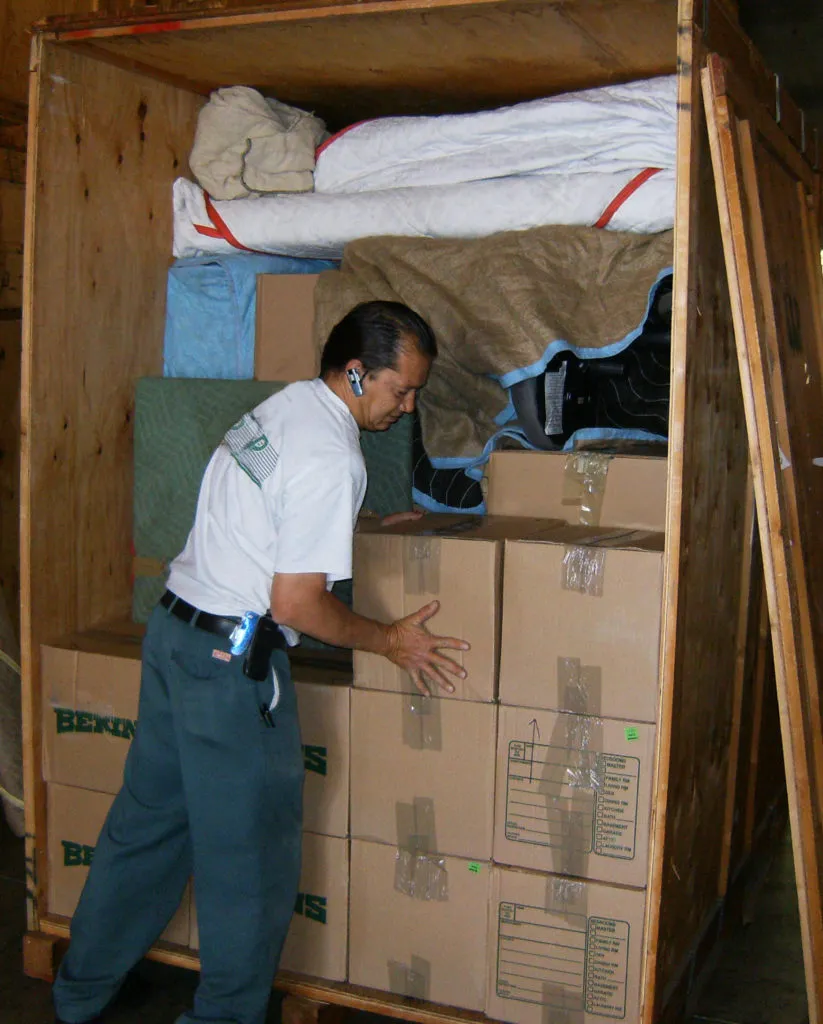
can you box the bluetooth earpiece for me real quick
[346,367,364,397]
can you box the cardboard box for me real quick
[350,689,497,860]
[280,832,349,981]
[499,525,664,722]
[494,706,655,888]
[47,783,190,945]
[189,832,349,983]
[353,515,557,702]
[349,839,490,1011]
[42,630,350,836]
[484,450,668,532]
[293,664,352,837]
[255,273,322,382]
[487,865,646,1024]
[42,631,143,794]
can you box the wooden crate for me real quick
[17,1,817,1022]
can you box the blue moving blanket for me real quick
[163,254,336,379]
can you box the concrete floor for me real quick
[0,814,809,1024]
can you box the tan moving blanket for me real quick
[314,226,673,461]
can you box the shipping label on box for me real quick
[294,665,351,837]
[499,526,664,722]
[487,866,645,1024]
[189,832,349,983]
[255,273,323,382]
[494,706,654,887]
[485,450,668,531]
[47,783,190,945]
[349,839,490,1012]
[42,634,144,794]
[353,515,558,702]
[350,688,497,860]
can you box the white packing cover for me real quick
[314,75,677,194]
[173,168,676,261]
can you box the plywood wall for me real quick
[0,0,96,635]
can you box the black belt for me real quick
[160,591,240,640]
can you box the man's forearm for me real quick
[280,589,396,656]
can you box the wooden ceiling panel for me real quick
[57,0,678,124]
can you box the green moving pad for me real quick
[133,378,413,631]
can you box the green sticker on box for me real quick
[625,726,640,741]
[468,862,481,874]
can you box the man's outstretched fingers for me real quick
[429,650,466,678]
[431,634,471,653]
[410,670,432,696]
[425,664,455,694]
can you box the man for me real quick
[53,301,468,1024]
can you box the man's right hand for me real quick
[385,599,470,696]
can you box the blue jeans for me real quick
[53,604,304,1024]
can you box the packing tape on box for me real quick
[402,692,443,750]
[405,536,441,595]
[388,956,431,1000]
[394,797,448,901]
[541,980,586,1024]
[544,711,604,880]
[543,874,590,929]
[558,656,602,716]
[557,712,604,794]
[561,545,606,596]
[562,452,611,526]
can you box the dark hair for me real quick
[320,300,437,376]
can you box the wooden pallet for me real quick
[26,915,504,1024]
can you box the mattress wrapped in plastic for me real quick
[173,169,675,261]
[315,75,676,193]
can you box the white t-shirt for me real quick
[167,378,367,618]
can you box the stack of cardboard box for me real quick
[347,450,667,1022]
[41,625,191,946]
[348,516,514,1010]
[187,660,353,979]
[40,625,355,973]
[488,450,666,1024]
[280,665,352,980]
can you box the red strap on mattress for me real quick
[316,120,373,159]
[193,223,223,240]
[594,167,662,229]
[192,165,665,250]
[193,193,267,254]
